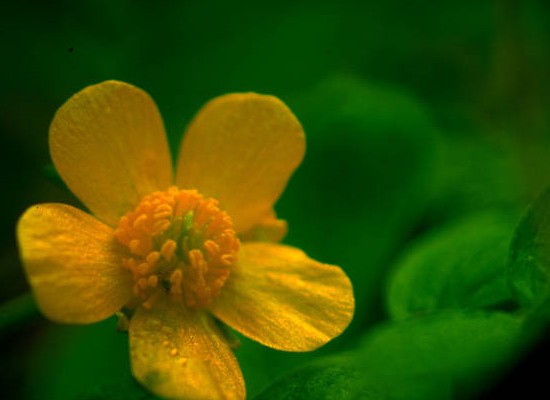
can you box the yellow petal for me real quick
[129,294,245,400]
[240,209,288,242]
[175,93,305,233]
[50,80,172,227]
[17,203,133,324]
[209,243,354,351]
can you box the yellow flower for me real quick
[16,81,354,400]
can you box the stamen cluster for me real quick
[115,187,239,309]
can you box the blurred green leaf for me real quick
[254,353,385,400]
[427,133,524,224]
[282,74,439,330]
[235,329,339,398]
[257,311,519,400]
[515,296,550,359]
[358,311,521,399]
[509,187,550,307]
[27,317,133,400]
[70,378,157,400]
[387,211,519,319]
[255,351,450,400]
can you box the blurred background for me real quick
[1,0,549,399]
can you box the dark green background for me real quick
[1,0,549,399]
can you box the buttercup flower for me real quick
[17,81,354,400]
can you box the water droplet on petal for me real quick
[178,357,188,366]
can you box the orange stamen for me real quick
[115,186,239,309]
[161,239,177,262]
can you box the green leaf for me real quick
[255,351,451,400]
[509,187,550,306]
[234,333,317,398]
[27,317,136,400]
[254,353,386,400]
[358,311,521,399]
[427,133,524,224]
[256,311,519,400]
[70,378,158,400]
[282,74,439,330]
[387,211,519,319]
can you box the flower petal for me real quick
[50,80,172,227]
[209,243,354,351]
[240,209,288,242]
[17,203,133,324]
[175,93,305,233]
[129,295,245,400]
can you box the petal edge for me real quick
[17,203,133,324]
[176,93,305,233]
[130,295,245,400]
[209,243,354,351]
[50,80,173,226]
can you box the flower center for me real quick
[115,186,239,309]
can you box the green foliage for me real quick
[427,134,524,224]
[257,311,521,400]
[358,311,521,399]
[509,188,550,307]
[70,379,158,400]
[282,75,439,328]
[254,354,385,400]
[387,211,519,319]
[27,317,134,400]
